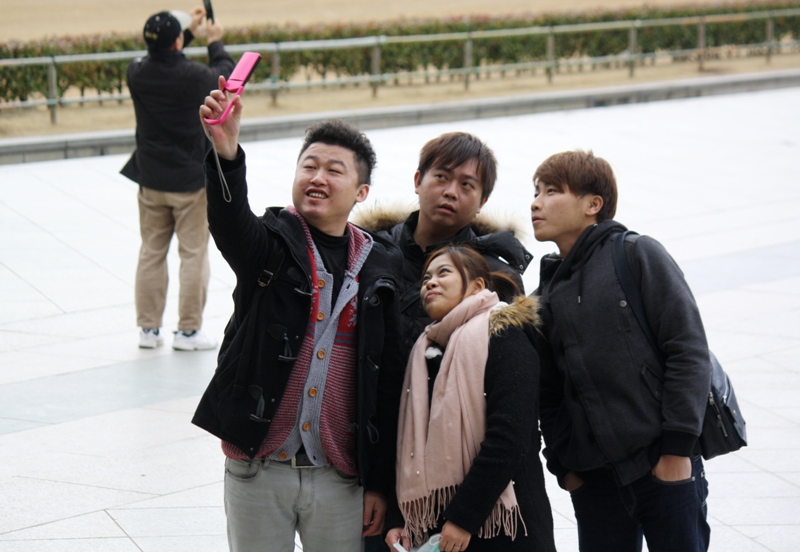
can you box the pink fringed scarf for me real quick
[396,289,525,545]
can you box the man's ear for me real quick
[585,195,603,218]
[355,184,370,204]
[172,33,184,51]
[413,170,422,195]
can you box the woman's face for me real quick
[420,253,484,321]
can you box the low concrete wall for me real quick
[2,68,799,165]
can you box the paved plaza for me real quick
[0,86,799,551]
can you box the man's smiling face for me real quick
[292,142,369,236]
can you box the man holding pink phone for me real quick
[194,79,405,551]
[121,6,233,351]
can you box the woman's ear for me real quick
[466,277,486,296]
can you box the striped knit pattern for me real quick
[223,208,367,477]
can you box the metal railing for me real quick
[2,7,799,124]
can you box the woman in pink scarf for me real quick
[386,245,556,552]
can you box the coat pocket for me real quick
[640,363,663,402]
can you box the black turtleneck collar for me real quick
[399,210,476,258]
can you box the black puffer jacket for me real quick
[121,42,234,192]
[192,150,405,493]
[535,220,712,487]
[354,208,533,362]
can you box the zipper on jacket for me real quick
[708,392,728,437]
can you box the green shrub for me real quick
[1,0,798,103]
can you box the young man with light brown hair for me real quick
[531,150,712,552]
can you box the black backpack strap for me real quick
[612,231,666,366]
[232,245,286,399]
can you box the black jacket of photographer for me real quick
[121,39,233,192]
[191,149,405,494]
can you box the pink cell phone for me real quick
[204,52,262,125]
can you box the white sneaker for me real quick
[139,328,164,349]
[172,329,218,351]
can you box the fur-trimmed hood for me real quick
[352,203,533,279]
[489,295,541,336]
[352,203,527,239]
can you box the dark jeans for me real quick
[364,535,384,552]
[570,455,710,552]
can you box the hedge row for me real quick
[2,0,799,103]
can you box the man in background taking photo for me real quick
[121,6,233,350]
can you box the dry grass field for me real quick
[5,0,729,41]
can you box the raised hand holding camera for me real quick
[200,52,261,159]
[200,75,241,160]
[202,52,260,126]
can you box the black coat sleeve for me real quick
[206,41,235,83]
[365,276,406,496]
[205,147,272,282]
[534,326,570,488]
[630,236,712,455]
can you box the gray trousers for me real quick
[224,457,364,552]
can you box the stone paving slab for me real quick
[0,86,798,551]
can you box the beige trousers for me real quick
[135,186,210,332]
